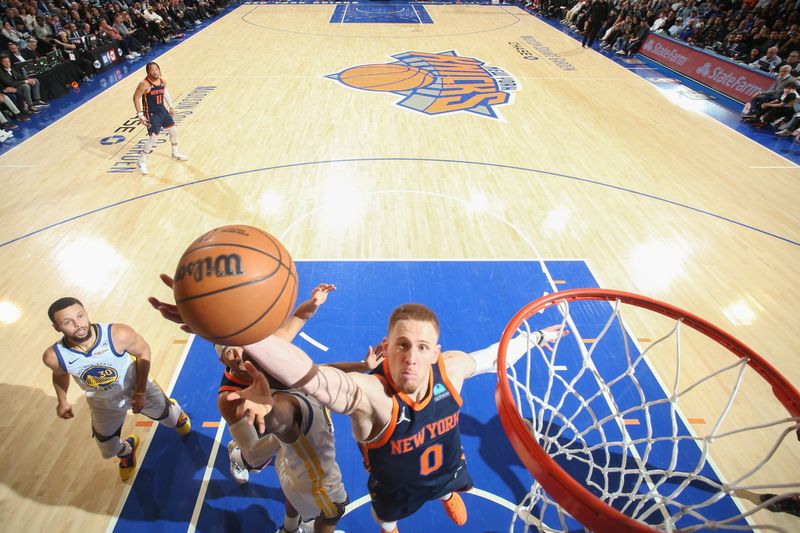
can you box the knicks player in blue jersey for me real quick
[151,288,566,532]
[42,297,191,481]
[132,62,189,175]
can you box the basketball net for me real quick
[496,289,800,533]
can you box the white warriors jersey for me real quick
[53,323,135,398]
[275,390,343,492]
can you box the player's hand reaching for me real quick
[147,273,194,333]
[364,342,385,370]
[536,325,569,352]
[240,400,269,434]
[227,361,275,434]
[57,401,74,419]
[292,283,336,320]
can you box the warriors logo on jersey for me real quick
[326,50,518,119]
[80,365,120,390]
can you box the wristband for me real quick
[133,391,145,396]
[136,111,145,120]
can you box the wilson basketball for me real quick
[339,63,435,92]
[172,225,298,346]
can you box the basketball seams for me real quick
[210,261,297,342]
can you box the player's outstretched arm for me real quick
[241,335,375,416]
[444,325,569,390]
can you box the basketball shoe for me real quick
[227,440,250,484]
[441,492,467,525]
[118,434,140,481]
[171,152,189,161]
[137,159,148,175]
[171,398,191,436]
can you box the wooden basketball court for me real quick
[0,4,797,532]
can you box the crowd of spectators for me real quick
[0,0,227,143]
[528,0,800,140]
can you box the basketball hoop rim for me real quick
[495,288,800,533]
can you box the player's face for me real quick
[147,64,161,80]
[219,346,245,371]
[385,319,440,396]
[52,304,92,343]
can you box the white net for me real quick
[501,293,800,533]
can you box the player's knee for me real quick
[95,432,123,458]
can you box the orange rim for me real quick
[495,288,800,533]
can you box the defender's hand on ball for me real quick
[227,361,274,434]
[148,273,194,334]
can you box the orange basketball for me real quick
[339,63,435,92]
[173,225,298,346]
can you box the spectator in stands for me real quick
[0,54,48,114]
[1,92,28,126]
[742,64,797,119]
[651,10,671,32]
[2,20,27,45]
[97,19,141,59]
[7,42,27,64]
[779,49,800,72]
[621,17,650,55]
[750,45,782,72]
[582,0,610,48]
[113,14,150,55]
[21,38,42,61]
[757,82,798,126]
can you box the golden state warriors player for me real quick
[132,62,189,175]
[41,297,190,481]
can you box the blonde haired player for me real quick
[42,297,190,481]
[150,281,566,532]
[132,61,189,175]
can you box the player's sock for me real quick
[371,508,398,532]
[282,512,300,531]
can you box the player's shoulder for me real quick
[42,344,61,369]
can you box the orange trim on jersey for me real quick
[364,375,399,450]
[224,370,251,386]
[380,356,434,412]
[359,442,371,471]
[437,355,463,407]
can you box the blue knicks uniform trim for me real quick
[362,355,472,521]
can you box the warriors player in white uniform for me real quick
[42,297,191,481]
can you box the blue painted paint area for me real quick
[113,260,739,532]
[330,3,432,24]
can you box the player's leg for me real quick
[436,460,473,525]
[277,498,303,533]
[370,507,399,533]
[312,496,348,533]
[88,399,139,481]
[139,380,191,435]
[138,132,158,175]
[166,126,188,161]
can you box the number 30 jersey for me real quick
[361,355,465,494]
[53,323,135,399]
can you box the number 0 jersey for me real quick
[361,355,466,496]
[53,323,135,398]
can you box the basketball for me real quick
[172,225,298,346]
[338,63,435,92]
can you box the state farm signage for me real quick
[639,33,775,103]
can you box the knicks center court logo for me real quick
[326,51,518,119]
[80,366,119,390]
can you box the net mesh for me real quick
[501,294,800,533]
